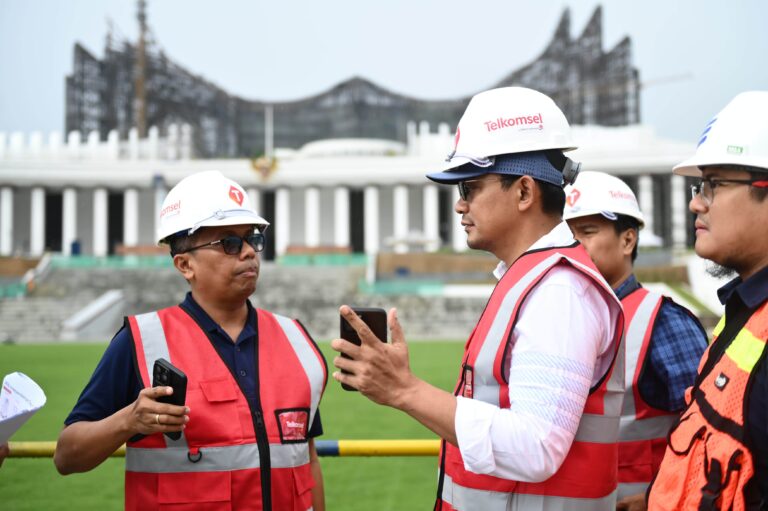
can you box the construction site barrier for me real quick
[7,439,441,458]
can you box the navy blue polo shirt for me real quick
[65,292,323,438]
[716,265,768,499]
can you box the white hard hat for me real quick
[563,171,645,228]
[441,87,577,171]
[674,91,768,177]
[156,170,269,245]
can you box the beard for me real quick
[706,263,737,279]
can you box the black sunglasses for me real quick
[183,232,265,255]
[457,176,504,201]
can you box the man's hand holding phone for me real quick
[126,358,189,439]
[331,305,417,407]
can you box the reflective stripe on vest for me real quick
[133,312,191,448]
[274,313,325,427]
[126,442,308,473]
[441,474,619,511]
[617,289,676,499]
[621,290,662,421]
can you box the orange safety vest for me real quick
[647,301,768,510]
[124,306,327,511]
[618,288,678,499]
[435,244,625,511]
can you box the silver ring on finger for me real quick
[155,413,161,425]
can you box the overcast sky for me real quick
[1,0,766,142]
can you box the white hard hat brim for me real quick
[673,154,768,177]
[563,208,645,229]
[158,211,270,245]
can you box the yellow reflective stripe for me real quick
[712,315,726,340]
[725,328,767,372]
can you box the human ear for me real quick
[173,253,195,281]
[622,229,638,256]
[517,176,535,211]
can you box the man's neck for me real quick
[191,291,249,341]
[498,215,561,267]
[609,265,635,290]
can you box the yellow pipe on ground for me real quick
[338,440,440,456]
[8,440,440,458]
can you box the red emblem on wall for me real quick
[229,186,244,206]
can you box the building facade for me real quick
[0,122,696,260]
[65,6,639,158]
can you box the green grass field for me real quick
[0,341,464,510]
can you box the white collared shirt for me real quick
[454,221,622,482]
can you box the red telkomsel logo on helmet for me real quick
[566,189,581,207]
[453,127,461,152]
[229,186,244,206]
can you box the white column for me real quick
[393,185,409,253]
[304,187,320,247]
[275,187,290,256]
[422,184,440,252]
[30,187,45,256]
[62,187,77,255]
[123,188,139,247]
[93,188,108,256]
[334,186,350,248]
[0,187,13,256]
[451,186,466,252]
[153,177,167,243]
[364,185,379,254]
[637,175,655,235]
[247,188,262,216]
[671,175,687,249]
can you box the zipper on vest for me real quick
[253,408,272,511]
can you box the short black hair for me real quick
[168,233,195,256]
[498,174,566,216]
[612,214,641,262]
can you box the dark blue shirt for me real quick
[716,265,768,500]
[614,275,708,412]
[65,293,323,438]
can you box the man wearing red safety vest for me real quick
[331,87,625,510]
[55,171,328,511]
[563,171,707,510]
[647,91,768,510]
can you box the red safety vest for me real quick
[124,306,327,511]
[618,288,678,499]
[648,301,768,510]
[435,244,625,511]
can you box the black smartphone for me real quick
[152,358,188,440]
[340,307,387,391]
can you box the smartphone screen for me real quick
[340,307,387,391]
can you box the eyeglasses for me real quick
[690,177,768,205]
[457,176,503,202]
[183,232,265,255]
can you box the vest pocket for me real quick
[185,379,244,445]
[158,471,232,509]
[293,463,315,511]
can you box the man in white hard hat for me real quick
[331,87,625,510]
[647,92,768,510]
[563,171,707,510]
[55,171,328,511]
